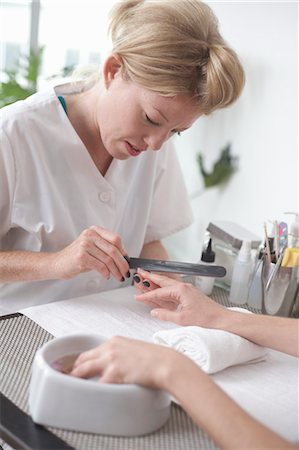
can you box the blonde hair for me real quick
[108,0,245,114]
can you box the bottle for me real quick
[229,240,253,305]
[195,238,215,295]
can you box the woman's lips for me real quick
[125,141,146,157]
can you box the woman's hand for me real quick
[71,336,180,389]
[71,334,296,450]
[53,225,130,282]
[135,271,228,328]
[132,268,161,292]
[132,240,179,293]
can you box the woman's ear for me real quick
[103,54,123,87]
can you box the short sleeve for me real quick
[144,140,193,244]
[0,129,16,240]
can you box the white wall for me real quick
[164,1,298,261]
[3,1,296,261]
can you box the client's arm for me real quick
[135,270,299,357]
[71,337,295,450]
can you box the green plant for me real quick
[0,47,44,108]
[197,143,238,189]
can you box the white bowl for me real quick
[29,333,171,436]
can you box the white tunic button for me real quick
[99,191,111,203]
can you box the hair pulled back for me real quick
[108,0,245,114]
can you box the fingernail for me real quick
[126,271,131,278]
[151,310,158,317]
[133,275,140,283]
[143,280,150,288]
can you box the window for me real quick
[1,1,118,86]
[39,1,117,81]
[1,1,31,75]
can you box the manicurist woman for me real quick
[0,0,244,313]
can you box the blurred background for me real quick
[1,0,298,261]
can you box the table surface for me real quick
[0,287,259,450]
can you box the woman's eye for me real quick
[171,130,181,136]
[145,114,159,126]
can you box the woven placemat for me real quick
[1,317,219,450]
[1,287,258,450]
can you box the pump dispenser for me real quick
[195,238,216,295]
[285,212,299,248]
[229,240,253,305]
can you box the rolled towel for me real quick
[153,308,268,374]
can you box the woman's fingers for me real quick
[72,344,112,379]
[73,346,101,366]
[71,337,173,388]
[75,226,130,281]
[135,293,178,310]
[150,307,182,324]
[136,297,176,310]
[133,269,180,293]
[137,269,181,288]
[71,338,131,384]
[89,225,127,255]
[136,285,181,306]
[89,227,129,278]
[88,244,126,281]
[71,358,103,379]
[133,271,160,293]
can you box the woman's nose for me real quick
[145,131,170,151]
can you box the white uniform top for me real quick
[0,83,193,314]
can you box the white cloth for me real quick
[153,309,268,374]
[0,82,193,314]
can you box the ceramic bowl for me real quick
[29,333,171,436]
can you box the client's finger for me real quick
[134,271,160,292]
[136,285,180,306]
[71,358,103,379]
[150,308,182,324]
[137,270,181,288]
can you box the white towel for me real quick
[153,308,268,374]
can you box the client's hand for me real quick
[132,268,179,294]
[70,336,180,388]
[135,271,228,328]
[132,267,181,294]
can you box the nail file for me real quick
[127,257,226,278]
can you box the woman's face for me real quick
[97,57,201,160]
